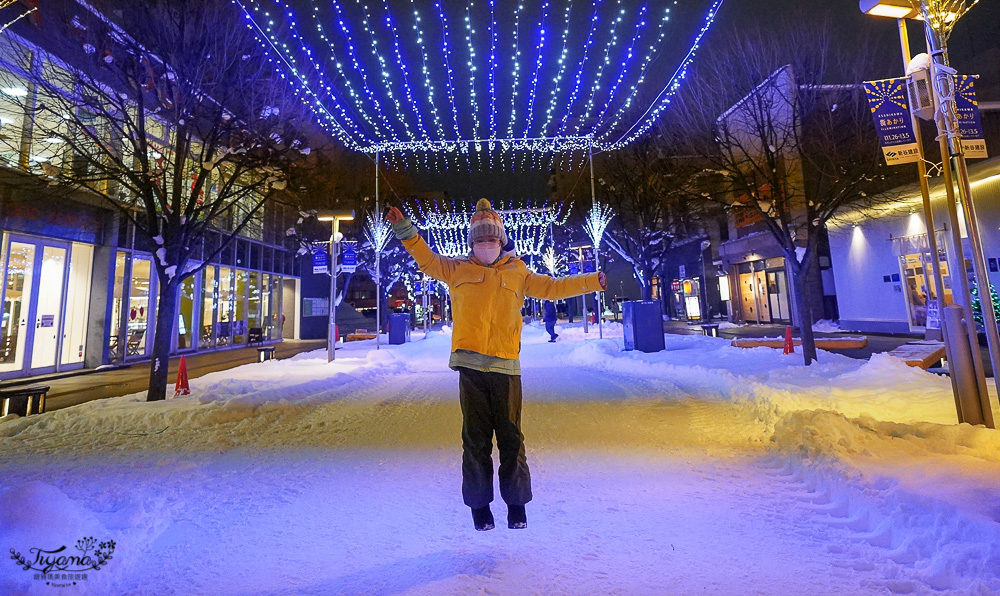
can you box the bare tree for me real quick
[596,139,708,301]
[668,19,905,364]
[0,0,315,400]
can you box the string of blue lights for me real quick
[232,0,725,167]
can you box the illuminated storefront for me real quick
[106,222,295,364]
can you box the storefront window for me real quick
[109,251,127,361]
[262,273,272,339]
[682,279,702,322]
[0,69,28,167]
[248,271,261,341]
[30,106,70,174]
[61,243,93,365]
[127,258,152,357]
[900,252,952,328]
[201,266,216,349]
[234,269,248,344]
[177,274,196,351]
[718,275,731,302]
[218,266,232,346]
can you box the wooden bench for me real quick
[886,341,947,369]
[0,385,50,417]
[346,331,377,342]
[731,336,869,349]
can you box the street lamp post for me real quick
[861,0,996,428]
[318,210,355,362]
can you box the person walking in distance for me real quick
[543,300,558,342]
[387,199,606,531]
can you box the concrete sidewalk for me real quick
[21,340,326,412]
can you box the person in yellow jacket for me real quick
[387,199,606,531]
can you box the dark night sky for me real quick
[408,0,1000,202]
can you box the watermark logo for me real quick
[8,536,115,588]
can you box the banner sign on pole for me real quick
[863,78,921,166]
[312,246,329,275]
[341,241,358,273]
[955,75,988,159]
[582,247,596,273]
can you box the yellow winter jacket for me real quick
[402,235,605,360]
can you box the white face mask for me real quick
[473,244,501,265]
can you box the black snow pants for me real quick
[544,320,557,340]
[457,367,532,509]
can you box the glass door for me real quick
[126,257,153,359]
[0,240,36,375]
[28,245,67,373]
[0,235,76,378]
[767,270,790,322]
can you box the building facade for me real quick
[829,156,1000,335]
[0,10,300,381]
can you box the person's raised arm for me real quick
[387,205,457,283]
[524,270,606,300]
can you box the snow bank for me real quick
[771,411,1000,594]
[813,319,842,333]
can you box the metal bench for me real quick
[0,385,50,417]
[256,346,276,362]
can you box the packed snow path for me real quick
[2,323,998,595]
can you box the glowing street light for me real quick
[318,209,355,362]
[861,0,995,428]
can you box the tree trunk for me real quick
[641,272,653,301]
[788,262,818,365]
[146,279,179,401]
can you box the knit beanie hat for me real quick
[468,198,508,247]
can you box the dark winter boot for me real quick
[472,506,495,531]
[507,505,527,529]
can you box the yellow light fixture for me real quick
[860,0,920,18]
[859,0,962,21]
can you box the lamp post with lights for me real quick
[318,210,355,362]
[861,0,996,428]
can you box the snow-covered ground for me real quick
[2,322,998,595]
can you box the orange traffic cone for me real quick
[174,355,190,396]
[782,326,795,355]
